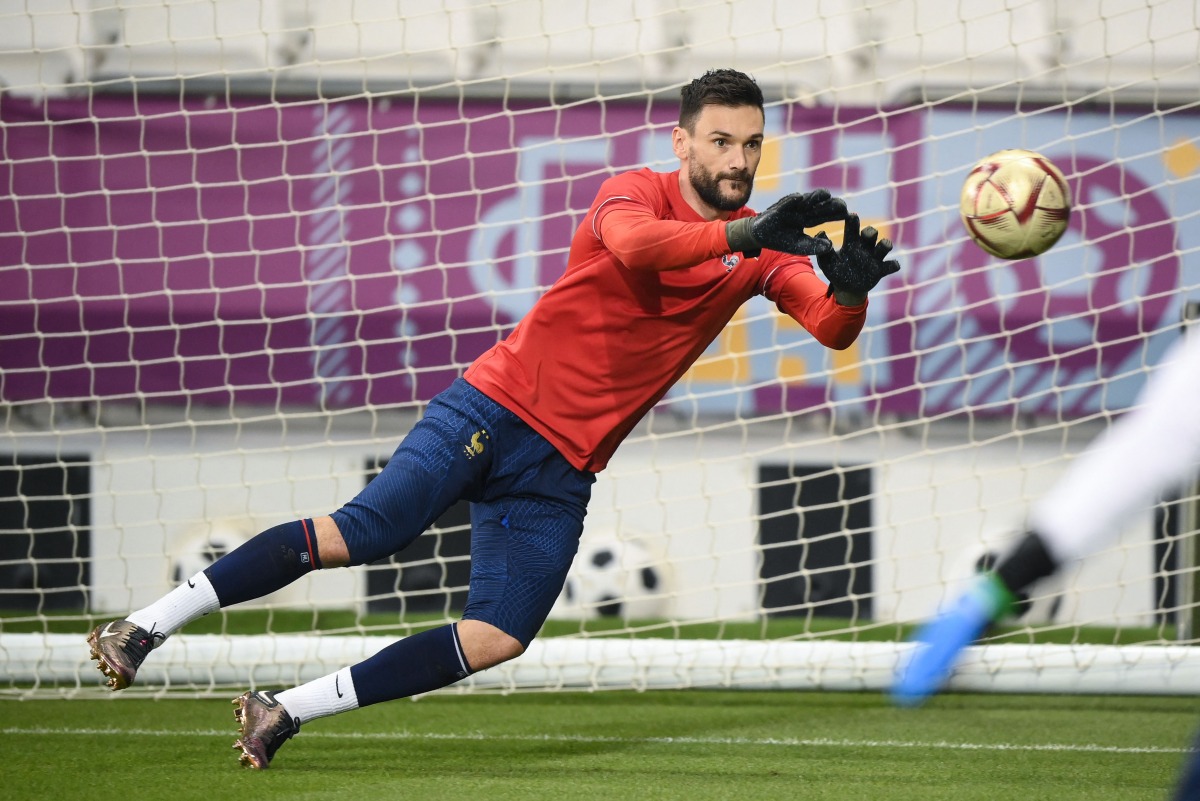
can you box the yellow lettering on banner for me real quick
[687,310,750,383]
[755,139,782,190]
[1165,137,1200,178]
[771,312,808,382]
[818,218,891,249]
[685,312,863,387]
[831,341,863,384]
[772,315,862,384]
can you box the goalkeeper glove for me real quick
[813,213,901,301]
[725,189,848,258]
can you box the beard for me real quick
[688,158,754,212]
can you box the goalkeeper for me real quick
[86,68,901,769]
[891,330,1200,800]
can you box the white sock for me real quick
[127,570,220,641]
[276,667,360,725]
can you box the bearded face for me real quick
[671,103,765,218]
[687,155,755,212]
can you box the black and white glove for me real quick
[725,189,848,258]
[814,214,901,304]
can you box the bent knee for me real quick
[457,619,524,670]
[313,515,350,568]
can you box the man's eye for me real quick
[747,141,761,151]
[713,138,727,147]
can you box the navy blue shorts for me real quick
[331,378,595,646]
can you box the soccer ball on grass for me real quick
[169,524,247,585]
[960,149,1071,260]
[549,535,668,621]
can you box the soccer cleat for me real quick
[891,574,1014,707]
[86,619,157,690]
[232,690,300,769]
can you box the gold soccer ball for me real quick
[960,149,1071,260]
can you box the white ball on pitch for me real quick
[169,525,248,585]
[960,148,1071,260]
[550,536,667,621]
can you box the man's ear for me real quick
[670,126,689,160]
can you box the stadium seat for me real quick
[1051,0,1200,92]
[281,0,489,89]
[864,0,1057,101]
[0,0,89,96]
[484,0,673,89]
[664,0,865,100]
[87,0,298,83]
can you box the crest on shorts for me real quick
[464,428,489,459]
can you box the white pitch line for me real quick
[1,727,1190,755]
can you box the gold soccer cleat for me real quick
[86,620,156,690]
[232,690,300,769]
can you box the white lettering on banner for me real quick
[468,138,610,321]
[305,105,357,406]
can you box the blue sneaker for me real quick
[891,574,1014,707]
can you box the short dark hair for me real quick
[678,69,764,132]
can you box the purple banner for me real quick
[1,94,1193,417]
[0,95,603,407]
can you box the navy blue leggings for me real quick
[331,379,595,646]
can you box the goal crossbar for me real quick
[6,633,1198,697]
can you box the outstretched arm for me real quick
[1029,332,1200,562]
[596,205,733,272]
[597,189,849,273]
[763,264,867,351]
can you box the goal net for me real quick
[2,0,1199,697]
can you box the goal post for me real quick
[9,633,1199,696]
[2,0,1200,698]
[1176,301,1200,644]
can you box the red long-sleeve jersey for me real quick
[464,167,866,472]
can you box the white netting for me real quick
[2,0,1199,696]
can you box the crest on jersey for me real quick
[721,254,741,272]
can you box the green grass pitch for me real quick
[3,690,1194,801]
